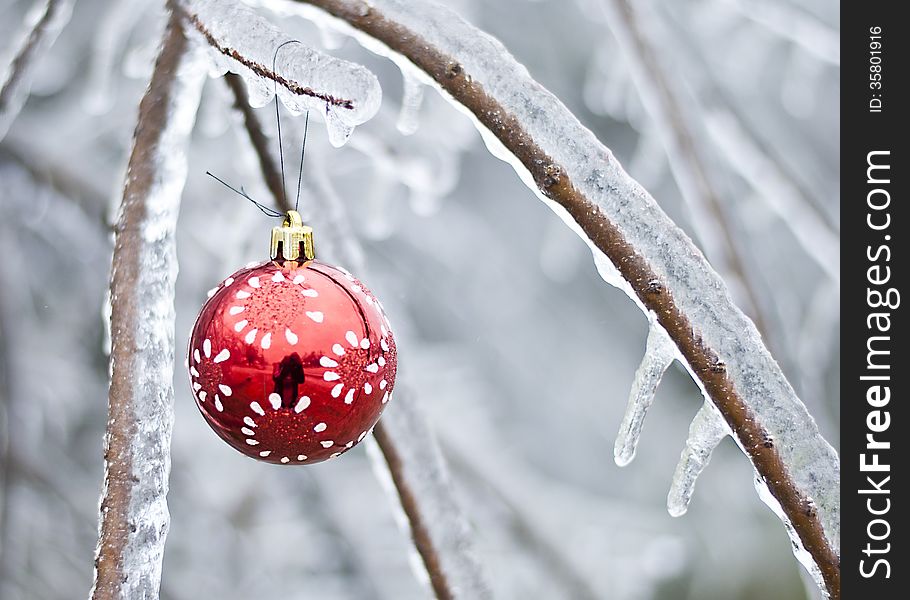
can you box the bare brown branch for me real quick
[289,1,840,597]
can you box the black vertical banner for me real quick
[841,3,906,598]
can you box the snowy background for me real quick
[0,0,839,598]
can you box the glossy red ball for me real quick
[188,259,396,464]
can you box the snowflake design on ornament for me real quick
[320,330,378,405]
[318,328,397,406]
[240,393,354,463]
[189,337,232,412]
[229,270,321,349]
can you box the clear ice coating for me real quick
[183,0,381,146]
[91,30,208,600]
[276,0,840,584]
[614,321,676,467]
[667,402,729,517]
[754,474,827,593]
[396,71,425,135]
[364,395,493,599]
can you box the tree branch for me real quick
[284,1,840,597]
[174,0,382,142]
[0,0,74,139]
[185,9,354,109]
[91,8,205,599]
[222,70,490,600]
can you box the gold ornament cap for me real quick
[270,210,315,261]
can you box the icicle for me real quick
[269,0,841,566]
[324,106,355,148]
[667,402,729,516]
[396,72,424,135]
[614,322,676,466]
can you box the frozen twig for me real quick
[281,1,840,597]
[224,74,490,600]
[91,8,205,600]
[176,0,381,145]
[0,0,74,139]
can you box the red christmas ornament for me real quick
[188,211,396,464]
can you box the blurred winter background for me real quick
[0,0,839,598]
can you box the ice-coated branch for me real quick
[0,0,74,140]
[176,0,381,146]
[91,9,206,600]
[280,1,840,597]
[368,397,490,600]
[613,321,675,466]
[600,0,768,336]
[224,75,491,600]
[667,402,729,517]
